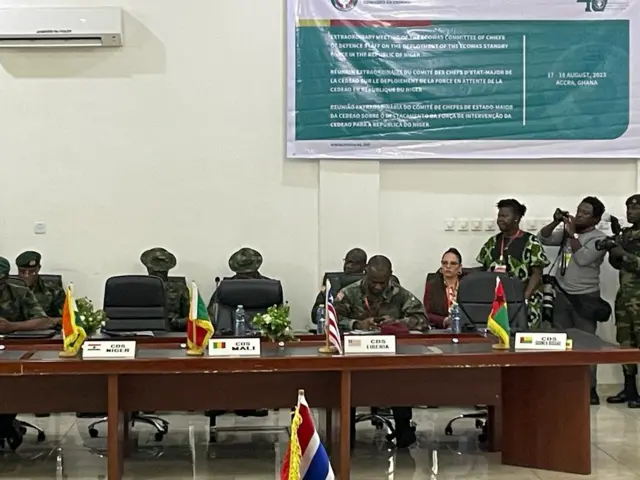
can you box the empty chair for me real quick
[445,271,528,439]
[212,278,284,335]
[87,275,170,441]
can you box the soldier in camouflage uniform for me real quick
[15,251,65,318]
[140,247,189,331]
[334,255,427,448]
[0,256,53,450]
[606,194,640,407]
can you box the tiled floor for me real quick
[0,385,638,479]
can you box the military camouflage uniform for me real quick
[334,280,426,331]
[140,247,189,330]
[207,248,267,319]
[611,226,640,375]
[30,277,65,318]
[0,282,47,322]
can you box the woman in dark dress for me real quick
[424,248,464,328]
[476,199,550,328]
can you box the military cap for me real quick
[0,257,10,276]
[140,247,177,272]
[626,194,640,206]
[228,247,263,274]
[16,250,41,268]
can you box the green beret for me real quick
[140,247,177,272]
[0,257,10,276]
[229,247,263,274]
[16,250,41,268]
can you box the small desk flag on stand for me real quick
[59,284,87,358]
[281,390,335,480]
[319,280,342,355]
[487,276,510,350]
[186,282,214,356]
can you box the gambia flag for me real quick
[61,284,87,356]
[487,277,510,347]
[187,282,214,354]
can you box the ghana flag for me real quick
[187,282,214,355]
[60,284,87,357]
[487,276,510,347]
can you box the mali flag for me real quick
[487,276,510,347]
[187,282,214,355]
[61,284,87,357]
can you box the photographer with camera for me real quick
[601,194,640,408]
[538,197,609,405]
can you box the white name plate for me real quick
[514,332,568,351]
[82,341,136,359]
[344,335,396,354]
[208,338,261,357]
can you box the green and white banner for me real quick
[287,0,636,158]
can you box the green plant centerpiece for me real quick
[76,297,107,336]
[252,303,296,344]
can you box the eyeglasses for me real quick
[441,261,460,267]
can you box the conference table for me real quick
[0,329,638,480]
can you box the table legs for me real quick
[502,365,591,474]
[107,375,124,480]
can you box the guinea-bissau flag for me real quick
[61,284,87,356]
[487,276,510,347]
[187,282,214,354]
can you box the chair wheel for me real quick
[37,432,46,442]
[475,419,484,429]
[154,432,164,441]
[445,426,453,436]
[88,428,99,438]
[385,433,395,443]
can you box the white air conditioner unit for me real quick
[0,7,123,48]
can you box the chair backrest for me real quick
[322,271,400,296]
[168,276,187,287]
[39,274,63,288]
[214,278,284,335]
[7,275,26,287]
[103,275,168,331]
[457,271,528,332]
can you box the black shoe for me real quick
[607,375,638,404]
[590,388,600,406]
[394,425,416,449]
[629,399,640,409]
[5,422,23,451]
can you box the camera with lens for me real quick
[595,235,618,251]
[541,274,556,323]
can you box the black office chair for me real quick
[39,274,63,289]
[208,278,284,442]
[86,275,170,441]
[444,271,528,439]
[168,276,187,287]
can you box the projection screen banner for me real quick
[286,0,637,159]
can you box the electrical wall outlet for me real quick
[34,222,46,235]
[483,218,496,232]
[444,218,455,232]
[470,219,483,232]
[457,219,469,231]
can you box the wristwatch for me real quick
[572,233,579,239]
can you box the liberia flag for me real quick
[325,280,342,355]
[187,282,214,355]
[281,391,335,480]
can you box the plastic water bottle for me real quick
[235,305,246,337]
[450,303,461,334]
[316,305,326,335]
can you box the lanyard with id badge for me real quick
[495,230,521,273]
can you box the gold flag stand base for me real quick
[186,349,205,356]
[491,343,509,350]
[318,345,338,354]
[58,350,79,358]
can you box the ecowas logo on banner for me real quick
[577,0,629,11]
[331,0,358,12]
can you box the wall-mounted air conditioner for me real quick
[0,7,123,48]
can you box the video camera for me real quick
[595,235,619,251]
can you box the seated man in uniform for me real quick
[16,251,65,319]
[311,247,367,324]
[140,247,189,331]
[334,255,427,448]
[207,247,268,318]
[0,256,55,449]
[207,247,269,418]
